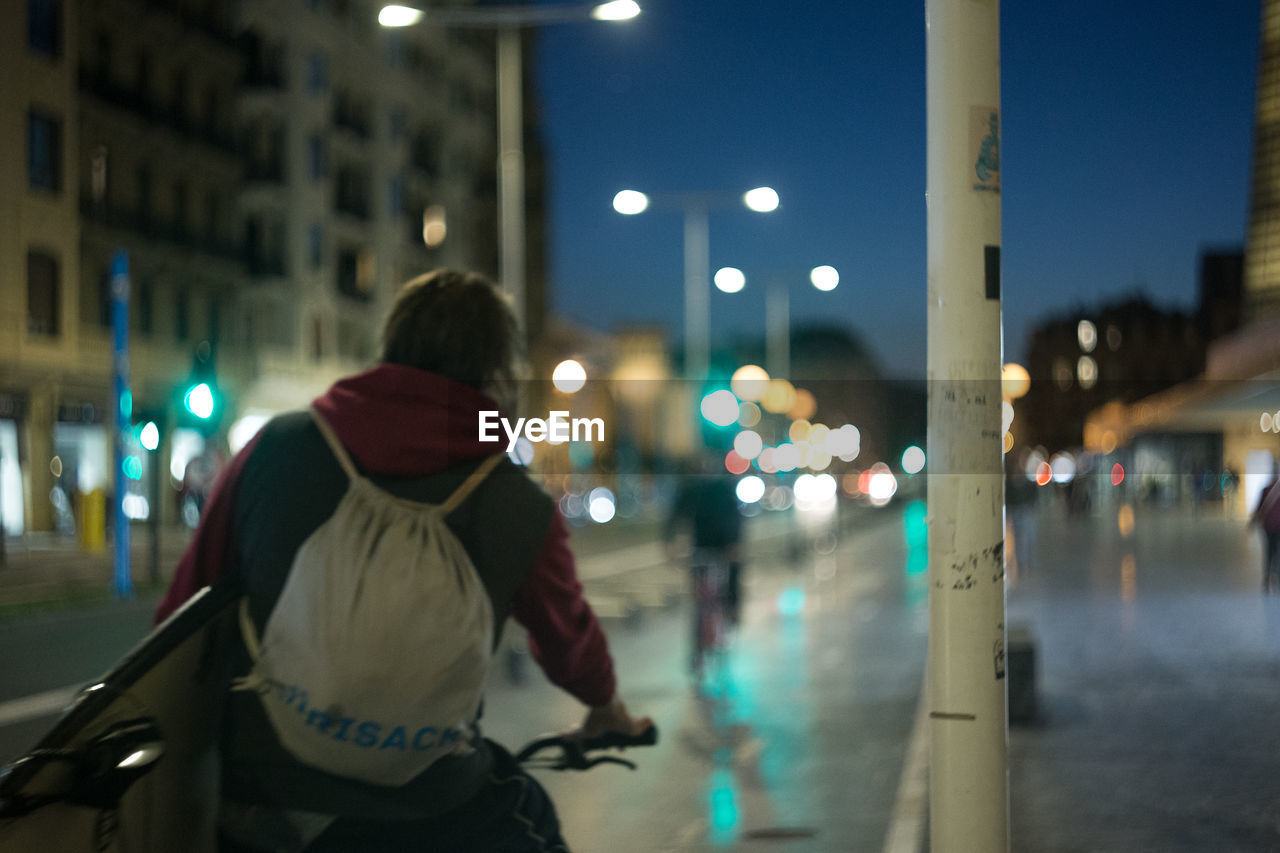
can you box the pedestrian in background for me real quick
[1250,463,1280,593]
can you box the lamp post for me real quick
[380,2,640,340]
[713,264,838,379]
[612,187,779,381]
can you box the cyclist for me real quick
[662,456,745,670]
[156,269,651,852]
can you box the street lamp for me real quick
[380,2,640,340]
[713,264,839,379]
[612,187,779,381]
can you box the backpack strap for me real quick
[310,406,359,481]
[441,454,503,515]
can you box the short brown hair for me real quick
[380,269,520,400]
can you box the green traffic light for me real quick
[184,382,215,419]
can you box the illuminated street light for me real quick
[743,186,780,213]
[382,2,640,340]
[718,264,839,378]
[552,359,588,393]
[714,267,746,294]
[612,187,780,380]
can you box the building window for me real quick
[136,165,153,230]
[28,0,61,56]
[308,224,324,269]
[307,53,327,93]
[174,180,188,239]
[98,269,113,328]
[205,191,221,242]
[208,296,221,345]
[136,278,154,336]
[388,174,404,218]
[308,134,325,180]
[26,250,59,336]
[175,289,189,341]
[135,49,153,105]
[27,110,61,192]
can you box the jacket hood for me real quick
[311,364,504,476]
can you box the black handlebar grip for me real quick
[582,724,659,752]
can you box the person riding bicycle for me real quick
[156,269,650,852]
[662,455,745,644]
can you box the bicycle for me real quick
[689,549,736,692]
[515,725,658,771]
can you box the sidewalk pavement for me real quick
[1006,501,1280,852]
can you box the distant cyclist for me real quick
[663,456,745,631]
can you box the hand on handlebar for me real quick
[572,695,653,741]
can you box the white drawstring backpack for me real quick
[233,406,501,786]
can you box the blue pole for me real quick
[111,250,133,599]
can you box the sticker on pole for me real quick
[971,106,1000,193]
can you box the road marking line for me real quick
[882,674,929,853]
[0,686,79,727]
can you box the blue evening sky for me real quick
[532,0,1260,378]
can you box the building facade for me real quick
[1,0,531,539]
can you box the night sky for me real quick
[532,0,1260,378]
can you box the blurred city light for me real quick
[139,421,160,452]
[1077,355,1098,390]
[714,267,746,294]
[809,265,839,292]
[756,447,778,474]
[867,465,898,506]
[590,0,641,21]
[1118,504,1135,537]
[730,364,769,400]
[733,429,763,460]
[788,419,812,444]
[777,587,806,616]
[1077,319,1097,353]
[736,475,766,504]
[742,186,779,212]
[509,436,535,466]
[901,445,926,475]
[737,401,761,428]
[774,443,800,472]
[422,205,447,248]
[700,389,740,426]
[828,424,860,460]
[788,388,817,420]
[1035,461,1053,487]
[1001,362,1030,400]
[762,379,796,414]
[724,450,750,475]
[122,494,150,521]
[612,189,649,215]
[1050,453,1076,484]
[1002,400,1015,434]
[588,487,616,523]
[183,382,215,419]
[1111,462,1126,486]
[552,359,587,393]
[378,4,423,27]
[229,411,271,454]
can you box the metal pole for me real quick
[766,279,789,379]
[683,202,710,382]
[926,0,1006,849]
[497,27,526,339]
[111,250,133,599]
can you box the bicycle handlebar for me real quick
[514,725,658,771]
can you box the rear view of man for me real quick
[157,269,649,852]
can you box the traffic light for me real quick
[178,341,221,430]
